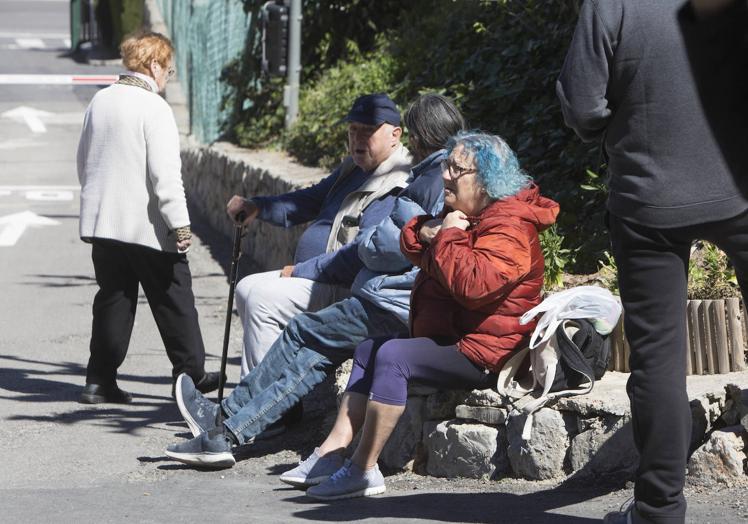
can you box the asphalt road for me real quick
[0,1,746,523]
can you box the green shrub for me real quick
[224,0,610,276]
[688,242,739,299]
[540,224,572,291]
[286,40,399,168]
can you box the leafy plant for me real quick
[540,224,573,290]
[688,241,739,299]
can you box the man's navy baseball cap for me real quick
[341,93,401,126]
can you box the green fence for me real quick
[156,0,253,143]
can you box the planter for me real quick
[609,297,748,375]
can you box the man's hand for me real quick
[226,195,259,225]
[418,218,443,244]
[280,265,295,278]
[442,210,470,231]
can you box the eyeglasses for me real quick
[167,67,176,79]
[441,158,476,180]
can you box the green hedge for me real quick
[226,0,610,275]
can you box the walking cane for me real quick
[216,213,245,418]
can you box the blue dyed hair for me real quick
[446,131,531,200]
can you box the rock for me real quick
[333,359,353,403]
[688,426,748,486]
[425,390,469,420]
[568,416,638,478]
[720,384,748,428]
[463,388,505,408]
[379,397,426,471]
[424,420,508,479]
[507,408,569,480]
[455,405,507,425]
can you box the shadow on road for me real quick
[286,481,614,523]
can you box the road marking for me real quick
[2,106,48,133]
[0,138,44,150]
[0,74,118,85]
[0,185,79,191]
[0,211,60,247]
[1,106,84,133]
[15,38,45,49]
[25,190,73,201]
[0,31,69,39]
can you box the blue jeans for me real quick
[221,296,407,444]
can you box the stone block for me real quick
[507,408,569,480]
[424,420,508,479]
[568,416,638,477]
[464,388,505,407]
[688,426,747,487]
[455,405,507,425]
[425,390,469,420]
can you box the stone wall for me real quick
[180,141,747,485]
[180,140,327,271]
[329,366,748,485]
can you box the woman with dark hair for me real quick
[280,132,559,500]
[77,31,219,403]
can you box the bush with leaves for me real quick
[222,0,611,280]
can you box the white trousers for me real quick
[234,270,349,379]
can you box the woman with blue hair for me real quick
[279,132,559,500]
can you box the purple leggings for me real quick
[345,337,497,406]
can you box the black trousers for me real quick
[86,239,206,386]
[609,211,748,524]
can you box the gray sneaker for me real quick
[305,459,385,501]
[165,427,236,469]
[175,373,220,437]
[279,448,344,488]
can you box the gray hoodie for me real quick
[557,0,748,228]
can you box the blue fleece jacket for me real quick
[352,149,446,323]
[253,164,397,286]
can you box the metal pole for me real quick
[284,0,301,129]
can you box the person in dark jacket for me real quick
[163,95,467,469]
[680,0,748,181]
[279,132,558,501]
[558,2,748,523]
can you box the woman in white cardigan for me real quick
[77,31,219,404]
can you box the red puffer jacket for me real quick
[400,184,559,373]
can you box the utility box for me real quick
[70,0,99,51]
[261,1,290,76]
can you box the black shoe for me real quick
[195,371,225,394]
[171,371,225,398]
[79,383,133,404]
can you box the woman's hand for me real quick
[442,210,470,230]
[280,265,295,278]
[226,195,259,225]
[418,218,443,244]
[176,238,192,253]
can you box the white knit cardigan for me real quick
[77,83,190,252]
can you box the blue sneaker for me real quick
[175,373,220,437]
[165,427,236,469]
[279,448,344,488]
[305,459,385,500]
